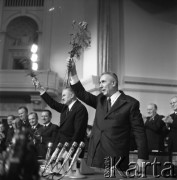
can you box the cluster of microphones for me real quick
[41,141,85,179]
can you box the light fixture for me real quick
[32,62,38,71]
[30,53,38,62]
[31,44,38,53]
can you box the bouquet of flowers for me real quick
[69,20,91,58]
[65,21,91,86]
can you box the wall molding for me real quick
[123,76,177,94]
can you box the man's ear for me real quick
[112,81,116,87]
[71,93,75,99]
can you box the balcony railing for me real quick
[0,70,61,97]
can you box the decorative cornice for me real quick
[123,76,177,94]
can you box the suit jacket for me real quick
[41,92,88,154]
[29,123,43,144]
[5,127,14,147]
[169,113,177,152]
[71,81,148,170]
[21,118,31,129]
[144,114,166,152]
[37,122,58,158]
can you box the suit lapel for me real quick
[42,123,51,133]
[60,101,78,126]
[105,93,127,118]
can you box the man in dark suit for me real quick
[18,106,30,128]
[67,59,148,171]
[32,78,88,154]
[162,96,177,152]
[38,110,58,158]
[28,112,43,147]
[144,103,167,152]
[5,115,16,148]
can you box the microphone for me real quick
[44,142,63,172]
[68,142,85,170]
[45,142,53,162]
[58,142,78,173]
[42,142,53,175]
[51,142,69,170]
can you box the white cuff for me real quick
[70,74,79,85]
[40,90,46,95]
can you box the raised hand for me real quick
[32,77,46,93]
[66,57,77,76]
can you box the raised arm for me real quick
[32,77,65,113]
[67,58,97,109]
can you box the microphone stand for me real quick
[42,142,53,175]
[57,142,85,180]
[57,142,78,174]
[42,142,63,175]
[43,142,69,178]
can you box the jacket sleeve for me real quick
[41,92,65,113]
[70,81,97,109]
[72,106,88,143]
[130,101,149,160]
[144,116,165,132]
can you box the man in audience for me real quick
[38,110,58,158]
[18,106,30,128]
[144,103,167,152]
[67,58,148,171]
[28,112,43,146]
[163,96,177,152]
[5,115,16,148]
[7,115,14,129]
[32,79,88,155]
[0,123,6,153]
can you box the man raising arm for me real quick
[67,58,148,172]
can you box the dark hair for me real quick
[28,112,38,120]
[149,103,158,110]
[101,72,118,86]
[42,109,52,117]
[18,106,28,113]
[7,115,16,120]
[63,86,75,94]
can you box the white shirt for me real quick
[109,91,121,106]
[44,122,50,127]
[68,100,77,111]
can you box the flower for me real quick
[69,20,91,58]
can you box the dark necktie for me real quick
[107,98,111,112]
[66,107,69,116]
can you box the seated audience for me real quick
[144,103,167,152]
[162,96,177,152]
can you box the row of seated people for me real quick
[130,99,177,153]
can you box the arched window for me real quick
[2,16,38,69]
